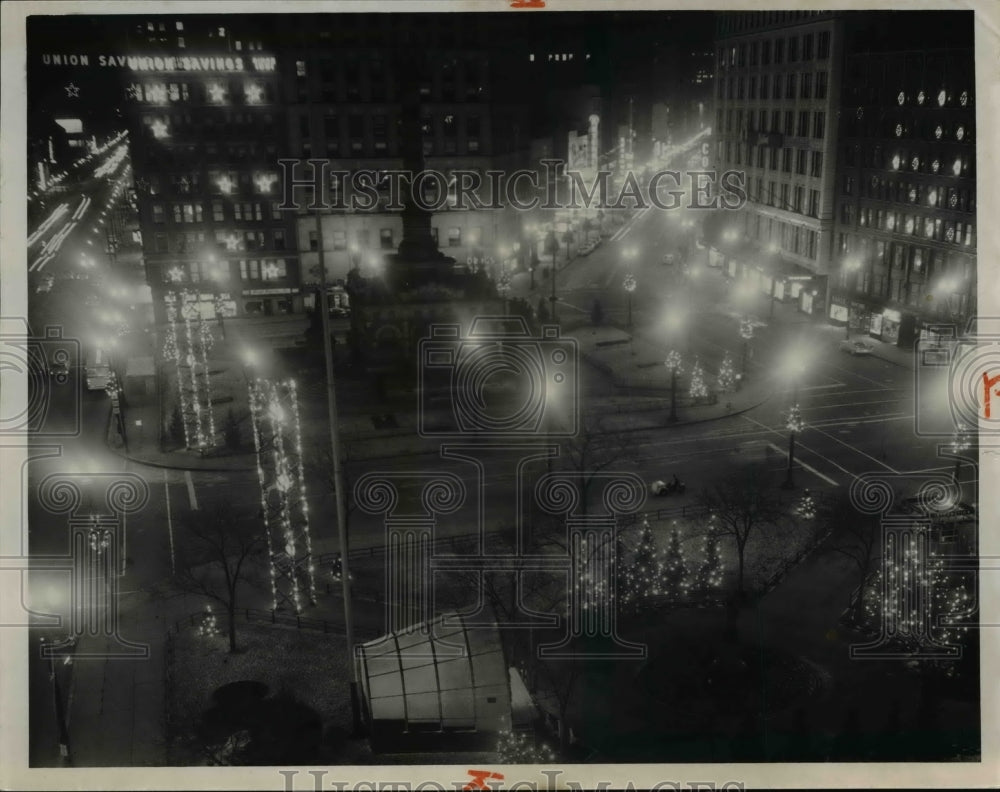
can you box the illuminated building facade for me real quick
[121,17,304,327]
[831,49,976,347]
[713,11,845,316]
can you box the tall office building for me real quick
[120,16,303,332]
[712,11,845,315]
[277,14,528,291]
[831,48,976,346]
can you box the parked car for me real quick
[35,274,54,293]
[839,339,874,356]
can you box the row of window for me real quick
[748,177,822,219]
[719,30,832,69]
[718,69,830,102]
[855,178,975,213]
[838,206,975,247]
[843,154,975,193]
[720,108,827,141]
[726,143,823,178]
[844,113,974,144]
[150,229,288,254]
[836,234,972,293]
[305,225,477,252]
[746,212,820,261]
[844,144,977,177]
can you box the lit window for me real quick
[934,125,943,140]
[946,226,956,242]
[937,89,947,107]
[917,91,925,105]
[911,156,919,171]
[928,189,938,207]
[891,154,900,170]
[887,215,896,231]
[296,60,307,78]
[217,174,235,194]
[908,188,917,202]
[949,192,959,209]
[955,125,965,141]
[932,158,940,174]
[529,53,534,62]
[952,158,962,176]
[924,219,934,238]
[176,20,183,31]
[905,217,915,235]
[894,123,903,138]
[897,91,905,105]
[960,90,969,106]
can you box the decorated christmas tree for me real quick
[618,516,660,611]
[796,489,816,520]
[661,526,690,600]
[693,518,724,595]
[718,351,737,393]
[496,729,557,763]
[689,356,708,401]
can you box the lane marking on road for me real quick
[797,382,847,391]
[165,470,176,575]
[800,398,907,412]
[765,441,840,486]
[742,414,852,485]
[809,412,910,429]
[827,363,893,389]
[806,423,900,475]
[184,470,198,510]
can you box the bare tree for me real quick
[817,492,882,626]
[173,505,267,652]
[558,413,630,516]
[696,465,783,599]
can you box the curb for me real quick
[870,352,914,370]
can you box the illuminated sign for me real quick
[41,53,277,73]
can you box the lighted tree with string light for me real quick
[693,520,724,595]
[688,356,708,403]
[496,729,557,763]
[862,525,975,654]
[950,422,972,483]
[661,526,690,601]
[618,516,661,612]
[717,351,738,394]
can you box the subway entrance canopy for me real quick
[356,612,534,753]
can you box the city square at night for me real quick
[1,3,998,788]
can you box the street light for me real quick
[781,348,808,489]
[843,255,862,339]
[664,349,683,423]
[623,273,637,328]
[951,422,971,484]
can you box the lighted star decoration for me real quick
[150,119,169,139]
[917,90,926,105]
[208,82,227,103]
[244,82,264,104]
[262,261,281,279]
[126,83,143,101]
[65,83,80,98]
[166,266,185,282]
[254,172,277,193]
[217,174,235,194]
[955,126,965,141]
[959,90,969,107]
[224,233,241,251]
[147,83,168,104]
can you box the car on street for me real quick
[35,273,54,293]
[839,339,874,356]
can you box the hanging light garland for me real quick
[249,378,316,612]
[496,729,557,763]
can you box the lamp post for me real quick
[951,422,971,484]
[623,273,637,328]
[40,636,73,764]
[664,349,683,423]
[843,255,862,339]
[739,317,754,379]
[781,352,806,489]
[766,242,781,319]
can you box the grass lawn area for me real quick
[166,620,363,765]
